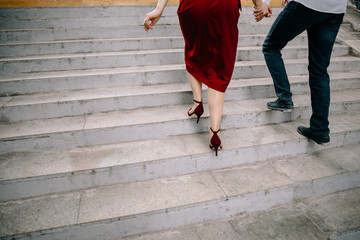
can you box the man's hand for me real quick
[253,2,272,22]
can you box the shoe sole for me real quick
[267,106,293,113]
[297,128,330,145]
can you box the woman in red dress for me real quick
[144,0,269,156]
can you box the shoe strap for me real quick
[193,99,202,104]
[210,127,221,134]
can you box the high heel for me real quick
[187,99,204,123]
[209,127,222,156]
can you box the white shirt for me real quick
[263,0,347,14]
[291,0,347,14]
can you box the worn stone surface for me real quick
[232,206,328,240]
[121,226,200,240]
[1,89,360,153]
[1,144,358,239]
[123,188,360,240]
[211,161,293,197]
[274,144,360,183]
[0,192,80,237]
[0,115,85,139]
[78,173,225,223]
[305,188,360,234]
[194,221,240,240]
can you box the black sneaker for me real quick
[297,126,330,144]
[267,98,294,112]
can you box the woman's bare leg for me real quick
[187,73,224,146]
[187,72,202,114]
[208,87,224,144]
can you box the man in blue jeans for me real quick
[253,0,347,144]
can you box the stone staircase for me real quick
[0,5,360,240]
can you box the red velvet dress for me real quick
[177,0,241,92]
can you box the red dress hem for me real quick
[177,0,240,93]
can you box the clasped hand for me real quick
[253,0,289,22]
[253,2,272,22]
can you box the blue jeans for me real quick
[262,1,344,134]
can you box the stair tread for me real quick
[2,71,360,107]
[6,44,350,77]
[0,46,350,76]
[1,55,359,82]
[0,21,273,31]
[1,89,359,139]
[0,34,270,46]
[1,112,360,183]
[0,48,184,61]
[1,142,359,237]
[1,44,335,61]
[0,24,290,45]
[1,82,191,106]
[0,6,283,20]
[0,33,307,59]
[0,6,179,20]
[121,188,360,240]
[0,35,184,46]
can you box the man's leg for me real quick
[297,12,344,143]
[263,2,315,111]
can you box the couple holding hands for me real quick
[143,0,347,156]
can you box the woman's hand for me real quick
[143,8,163,32]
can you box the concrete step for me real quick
[0,6,286,45]
[0,36,187,58]
[0,23,277,44]
[1,112,359,201]
[0,6,166,20]
[1,56,359,96]
[121,188,360,240]
[1,90,359,153]
[0,44,349,76]
[0,15,177,29]
[0,6,283,22]
[0,9,272,29]
[1,72,360,122]
[1,143,359,239]
[0,34,309,58]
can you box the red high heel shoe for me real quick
[209,127,222,156]
[187,99,204,123]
